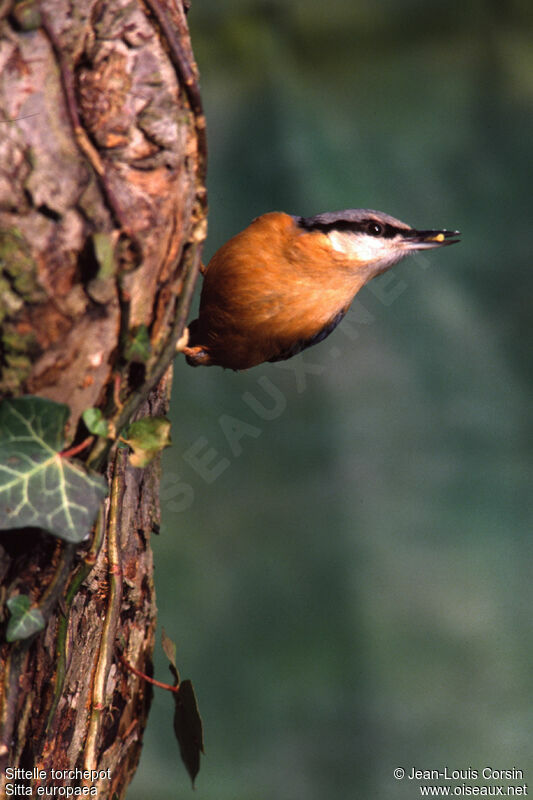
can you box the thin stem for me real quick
[120,654,179,694]
[60,436,94,460]
[84,452,124,772]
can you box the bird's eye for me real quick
[366,221,383,236]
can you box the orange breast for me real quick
[188,213,367,370]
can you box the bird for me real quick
[180,209,460,371]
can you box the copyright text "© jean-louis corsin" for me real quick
[393,766,527,796]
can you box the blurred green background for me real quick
[130,0,533,797]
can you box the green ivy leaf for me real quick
[0,396,107,542]
[124,325,151,363]
[123,416,171,468]
[6,594,45,641]
[82,407,110,438]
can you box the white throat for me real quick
[327,230,406,277]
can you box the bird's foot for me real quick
[176,327,190,351]
[181,345,211,367]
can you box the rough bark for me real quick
[0,0,206,796]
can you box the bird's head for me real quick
[295,209,460,279]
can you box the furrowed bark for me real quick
[0,0,206,795]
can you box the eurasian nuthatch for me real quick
[182,209,460,371]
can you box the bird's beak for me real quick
[401,228,461,250]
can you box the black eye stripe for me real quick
[375,223,398,239]
[297,216,402,239]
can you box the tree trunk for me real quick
[0,0,206,796]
